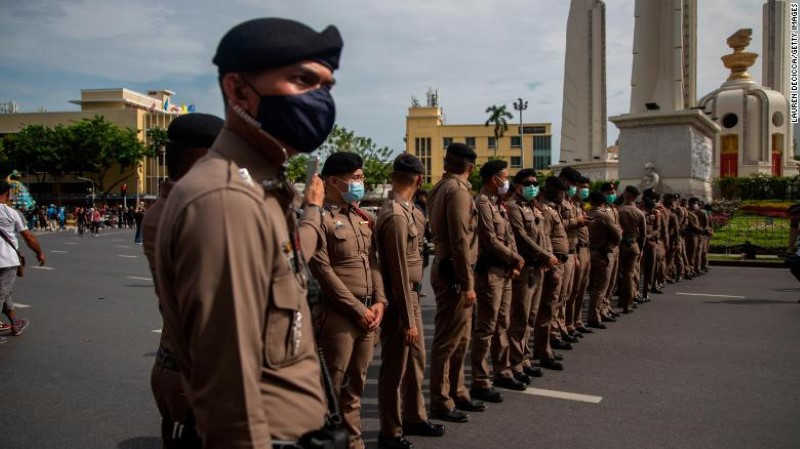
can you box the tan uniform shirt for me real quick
[506,195,553,265]
[575,201,590,246]
[428,174,478,292]
[558,198,580,250]
[618,204,647,252]
[587,206,622,251]
[155,129,326,448]
[476,188,521,269]
[375,193,423,330]
[311,203,386,321]
[540,200,569,256]
[664,207,679,247]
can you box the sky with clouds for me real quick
[0,0,779,162]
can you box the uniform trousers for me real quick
[587,250,612,325]
[602,249,619,315]
[642,242,657,295]
[318,306,375,449]
[536,262,563,360]
[429,262,473,412]
[551,253,575,340]
[701,235,711,271]
[471,268,514,389]
[618,245,640,311]
[378,291,427,438]
[685,234,700,275]
[567,247,590,332]
[151,359,201,448]
[655,242,667,286]
[509,266,542,373]
[521,268,545,370]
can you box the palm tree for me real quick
[484,104,513,158]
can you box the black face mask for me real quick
[242,81,336,153]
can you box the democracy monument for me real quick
[559,0,793,202]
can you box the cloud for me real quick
[0,0,778,164]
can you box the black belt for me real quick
[555,253,569,263]
[411,283,422,294]
[272,441,301,449]
[360,296,373,307]
[156,345,180,372]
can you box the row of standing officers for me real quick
[142,17,715,449]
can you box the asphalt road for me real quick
[1,229,799,449]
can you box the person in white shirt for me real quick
[0,180,45,343]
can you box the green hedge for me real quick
[716,174,800,201]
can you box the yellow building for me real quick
[0,87,186,203]
[405,105,552,185]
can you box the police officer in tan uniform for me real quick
[506,169,555,381]
[428,143,484,423]
[617,186,647,314]
[567,176,593,337]
[536,177,571,369]
[471,160,526,401]
[376,154,444,449]
[142,113,223,448]
[155,18,339,449]
[641,197,660,301]
[685,198,703,278]
[586,192,622,329]
[312,152,387,449]
[662,194,680,284]
[600,183,621,321]
[552,167,585,345]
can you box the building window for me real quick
[415,137,432,183]
[533,135,551,150]
[488,136,496,149]
[511,136,522,148]
[443,137,453,149]
[534,155,550,170]
[465,137,476,148]
[510,156,522,168]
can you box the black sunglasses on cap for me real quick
[521,181,539,187]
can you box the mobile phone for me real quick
[306,155,320,186]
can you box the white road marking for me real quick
[115,245,132,249]
[51,250,67,253]
[31,266,55,270]
[515,387,603,404]
[677,293,745,299]
[14,303,31,309]
[127,276,153,282]
[117,255,138,258]
[152,329,162,334]
[64,242,78,245]
[113,239,125,242]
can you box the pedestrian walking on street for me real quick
[0,180,46,343]
[134,207,144,244]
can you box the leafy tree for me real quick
[317,125,393,191]
[286,154,310,183]
[485,104,513,158]
[2,124,70,183]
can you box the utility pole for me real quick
[513,98,529,167]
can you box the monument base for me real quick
[551,160,619,181]
[610,110,720,202]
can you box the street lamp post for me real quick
[76,176,96,207]
[513,98,529,168]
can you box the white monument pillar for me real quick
[763,0,793,157]
[557,0,616,180]
[630,0,696,113]
[611,0,716,201]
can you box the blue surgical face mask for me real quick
[579,188,590,200]
[606,193,618,205]
[341,180,365,204]
[241,81,336,153]
[522,185,539,201]
[568,186,577,198]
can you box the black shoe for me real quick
[430,408,469,423]
[551,339,573,350]
[677,276,684,282]
[651,288,664,294]
[494,377,527,391]
[562,334,579,343]
[402,420,445,437]
[532,353,564,361]
[666,278,675,284]
[576,326,594,334]
[470,387,504,403]
[523,366,543,377]
[513,372,531,385]
[379,434,415,449]
[610,311,621,317]
[601,316,616,323]
[570,330,584,339]
[642,296,652,302]
[540,358,564,371]
[587,322,607,329]
[454,399,486,412]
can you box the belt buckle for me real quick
[364,296,373,308]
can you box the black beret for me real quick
[513,168,538,185]
[479,159,508,179]
[558,166,582,183]
[642,188,656,199]
[167,113,224,149]
[446,142,477,161]
[600,182,615,192]
[589,191,606,204]
[394,153,424,174]
[214,18,343,74]
[688,197,700,204]
[624,185,640,196]
[321,152,362,176]
[545,176,567,192]
[579,176,591,184]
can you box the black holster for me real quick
[297,425,349,449]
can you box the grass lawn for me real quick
[711,214,790,253]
